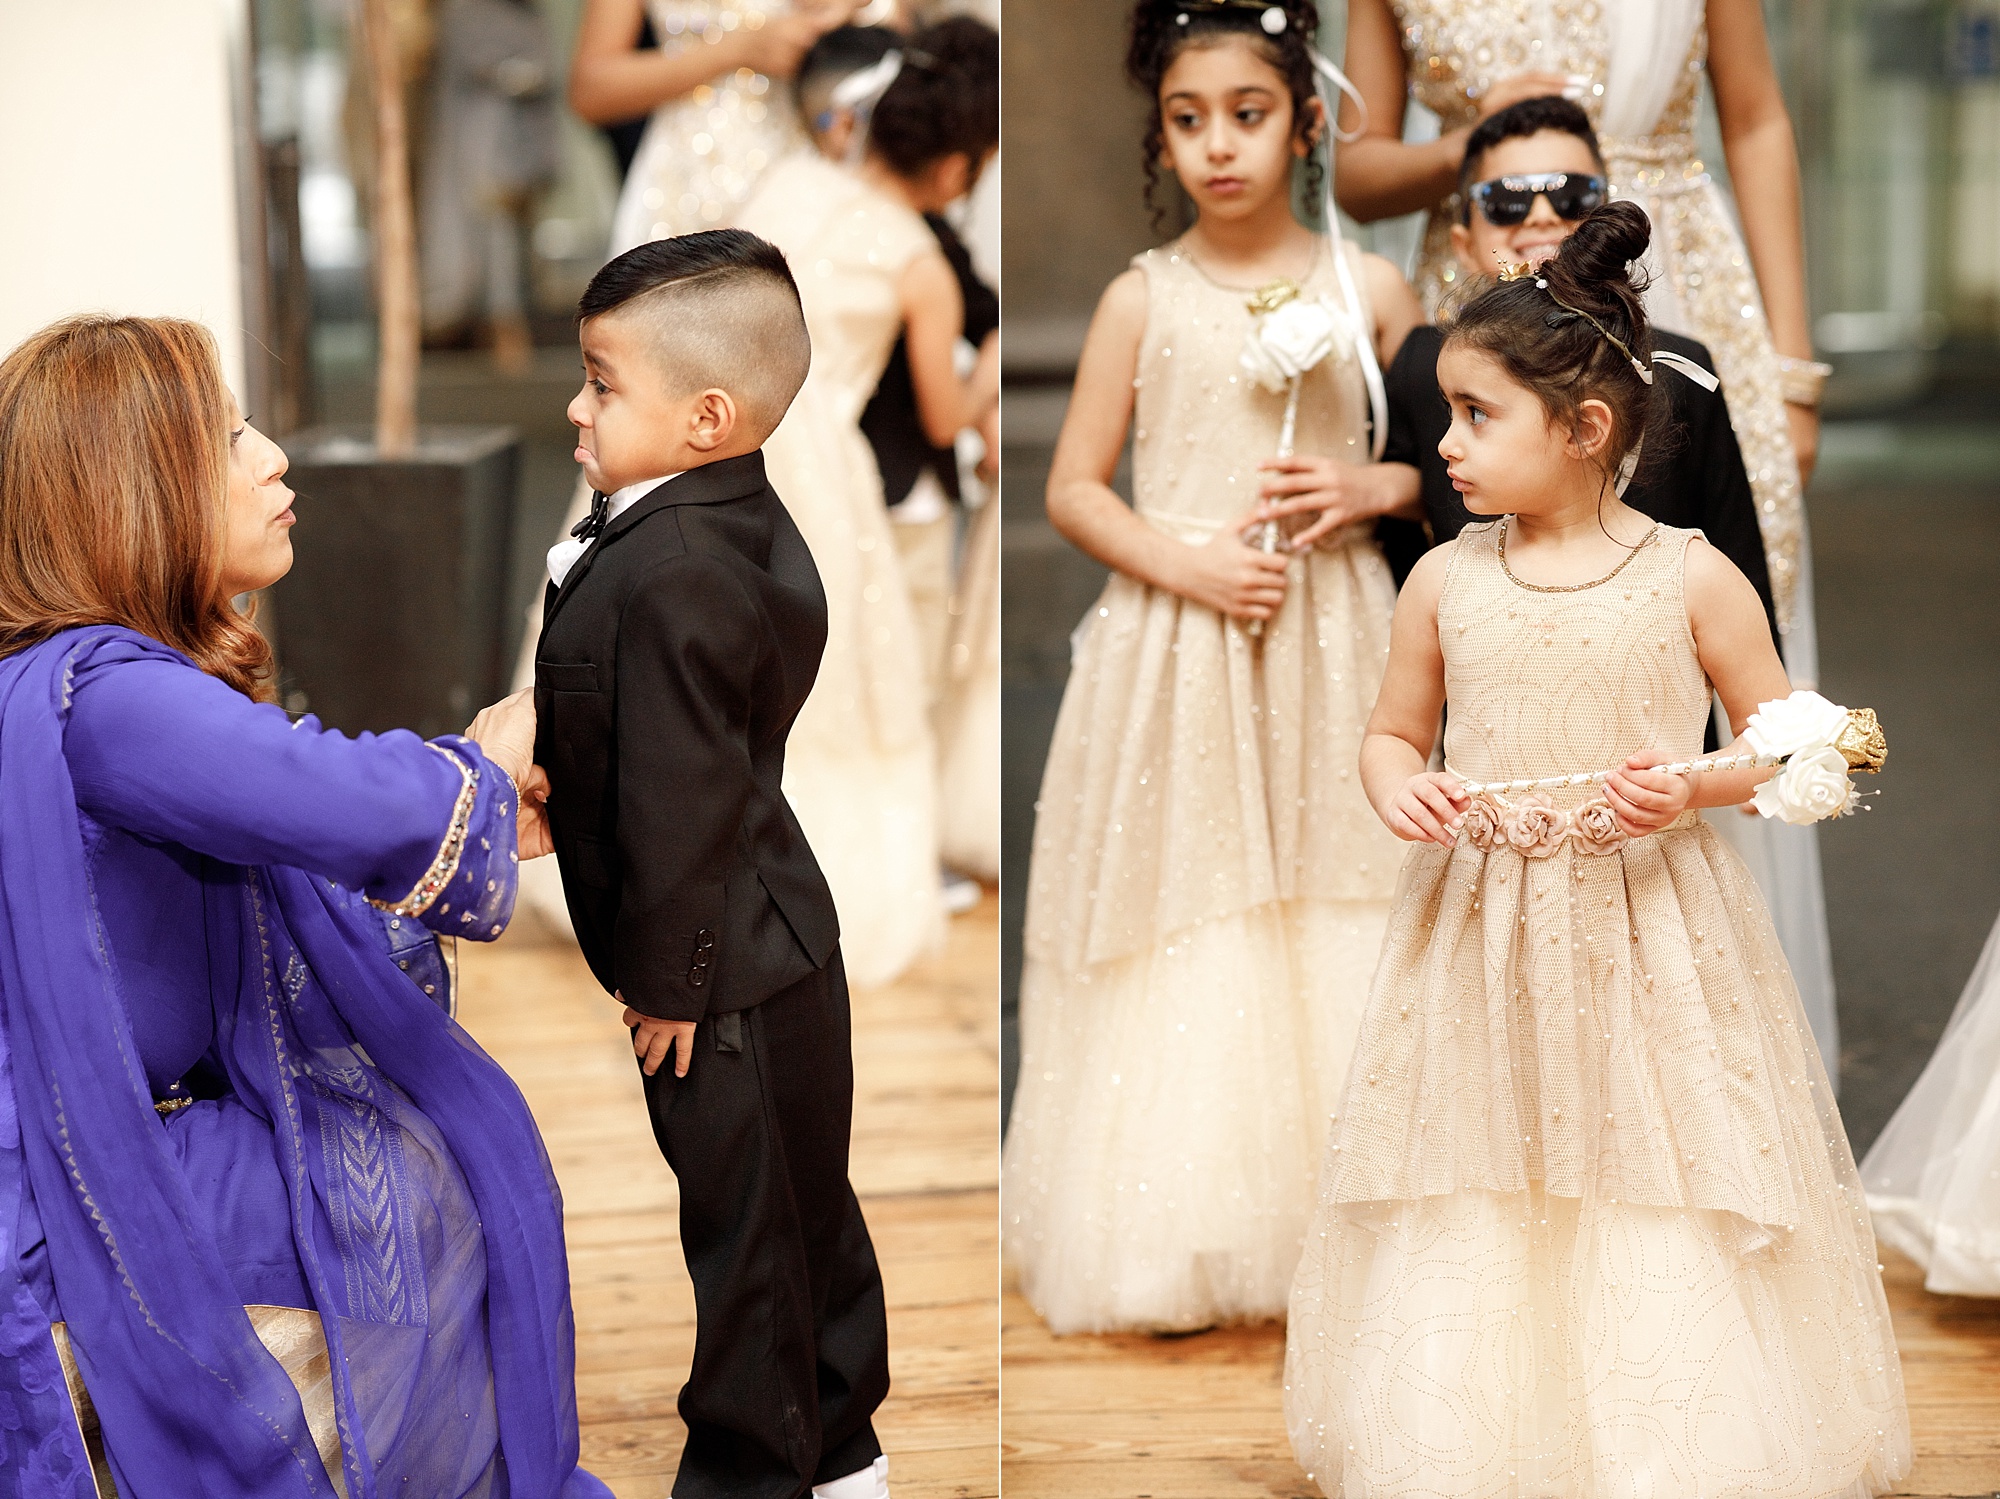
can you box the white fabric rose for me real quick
[1742,690,1850,761]
[1753,745,1856,825]
[1241,297,1351,392]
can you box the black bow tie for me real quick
[571,489,610,546]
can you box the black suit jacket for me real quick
[1381,323,1779,645]
[534,452,840,1023]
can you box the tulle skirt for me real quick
[1285,1188,1908,1498]
[1862,911,2000,1295]
[1003,897,1390,1334]
[1285,820,1908,1496]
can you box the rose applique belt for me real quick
[1452,790,1664,858]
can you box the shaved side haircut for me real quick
[580,230,811,445]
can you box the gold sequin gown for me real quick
[1387,0,1843,1096]
[735,152,944,989]
[1001,241,1406,1334]
[609,0,805,255]
[1285,523,1908,1497]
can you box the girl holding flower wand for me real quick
[1002,0,1426,1336]
[1285,200,1907,1495]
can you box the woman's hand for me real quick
[1385,770,1469,845]
[1475,71,1579,124]
[1164,506,1293,621]
[466,689,537,793]
[739,9,838,80]
[1256,456,1419,549]
[1787,402,1819,491]
[1603,750,1696,837]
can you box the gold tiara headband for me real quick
[1495,259,1661,385]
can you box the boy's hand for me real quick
[1604,750,1695,837]
[621,997,697,1077]
[1385,770,1469,846]
[516,766,554,859]
[1166,504,1291,620]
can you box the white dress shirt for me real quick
[546,473,681,588]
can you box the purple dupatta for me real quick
[0,628,608,1499]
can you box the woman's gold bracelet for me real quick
[1776,355,1834,408]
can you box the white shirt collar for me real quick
[547,472,682,587]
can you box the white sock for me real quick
[811,1453,889,1499]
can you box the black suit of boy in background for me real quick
[535,236,889,1499]
[1382,323,1780,647]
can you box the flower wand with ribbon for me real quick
[1455,691,1888,827]
[1239,277,1353,637]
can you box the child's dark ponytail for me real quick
[870,16,998,180]
[1126,0,1325,232]
[1442,200,1674,488]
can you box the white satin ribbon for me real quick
[1309,46,1388,461]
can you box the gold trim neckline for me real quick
[1497,517,1660,593]
[1177,234,1323,297]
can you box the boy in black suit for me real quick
[534,230,891,1499]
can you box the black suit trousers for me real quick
[643,949,891,1499]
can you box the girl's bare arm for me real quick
[1046,271,1291,620]
[1360,547,1464,842]
[901,250,997,447]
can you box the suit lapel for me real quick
[538,453,771,635]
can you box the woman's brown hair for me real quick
[0,315,275,700]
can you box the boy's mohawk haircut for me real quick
[580,229,812,445]
[580,228,801,322]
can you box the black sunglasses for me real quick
[1464,172,1608,227]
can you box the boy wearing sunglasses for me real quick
[1375,95,1777,644]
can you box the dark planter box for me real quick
[272,424,519,738]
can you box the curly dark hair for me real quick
[1126,0,1325,233]
[1440,201,1676,493]
[870,16,998,180]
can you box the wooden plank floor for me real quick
[455,896,1000,1499]
[1002,1250,2000,1497]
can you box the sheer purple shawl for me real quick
[0,628,608,1498]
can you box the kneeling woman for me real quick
[0,315,607,1498]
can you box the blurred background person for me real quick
[800,25,1003,901]
[420,0,562,372]
[568,0,857,254]
[736,15,999,989]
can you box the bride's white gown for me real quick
[1862,913,2000,1294]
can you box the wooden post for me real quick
[360,0,418,458]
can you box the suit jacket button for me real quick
[689,970,706,987]
[696,929,716,949]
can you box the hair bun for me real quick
[1551,200,1652,290]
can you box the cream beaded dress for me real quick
[1001,240,1406,1334]
[734,152,945,990]
[1285,522,1908,1497]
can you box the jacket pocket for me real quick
[538,661,599,692]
